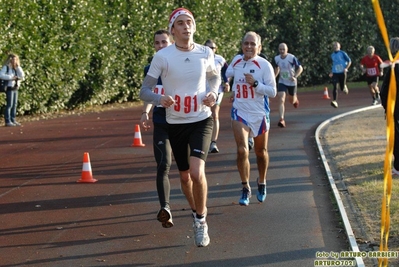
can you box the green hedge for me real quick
[0,0,394,115]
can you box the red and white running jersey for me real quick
[360,54,383,77]
[226,54,276,115]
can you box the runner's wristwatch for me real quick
[253,80,259,88]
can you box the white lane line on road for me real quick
[315,104,381,267]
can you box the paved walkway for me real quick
[0,87,375,266]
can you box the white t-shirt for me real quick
[147,43,217,124]
[274,53,301,86]
[226,54,276,115]
[214,54,227,93]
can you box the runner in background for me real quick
[360,45,383,105]
[204,39,230,153]
[273,43,303,128]
[140,30,177,228]
[329,41,351,108]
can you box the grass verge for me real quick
[320,107,399,266]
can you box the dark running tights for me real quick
[332,72,347,101]
[153,123,172,209]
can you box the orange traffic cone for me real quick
[77,152,97,183]
[322,87,330,99]
[132,124,145,147]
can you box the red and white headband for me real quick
[168,8,196,34]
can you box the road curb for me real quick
[315,104,381,267]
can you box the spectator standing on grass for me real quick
[204,39,230,153]
[140,29,193,229]
[329,41,351,108]
[360,45,383,105]
[140,8,220,247]
[273,43,303,128]
[0,53,25,127]
[380,37,399,176]
[226,31,276,206]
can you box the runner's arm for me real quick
[140,75,162,105]
[206,71,221,100]
[274,66,280,78]
[255,64,277,97]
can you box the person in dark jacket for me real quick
[380,37,399,175]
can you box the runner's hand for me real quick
[244,73,255,86]
[140,113,151,131]
[160,95,175,108]
[203,92,217,107]
[223,82,230,92]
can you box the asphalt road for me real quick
[0,87,373,267]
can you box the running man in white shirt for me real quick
[140,8,220,247]
[226,31,277,206]
[273,43,303,128]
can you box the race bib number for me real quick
[334,64,344,72]
[173,94,199,114]
[280,71,291,79]
[153,85,164,95]
[235,82,255,99]
[367,68,377,76]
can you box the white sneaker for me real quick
[209,141,219,153]
[248,138,254,151]
[193,220,210,247]
[157,208,174,228]
[392,168,399,176]
[331,101,338,108]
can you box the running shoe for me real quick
[277,119,286,128]
[331,101,338,108]
[193,220,210,247]
[239,187,251,206]
[248,138,254,151]
[372,99,378,106]
[293,99,299,108]
[343,85,349,94]
[392,168,399,176]
[209,141,219,153]
[256,178,267,202]
[157,207,174,228]
[191,212,196,221]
